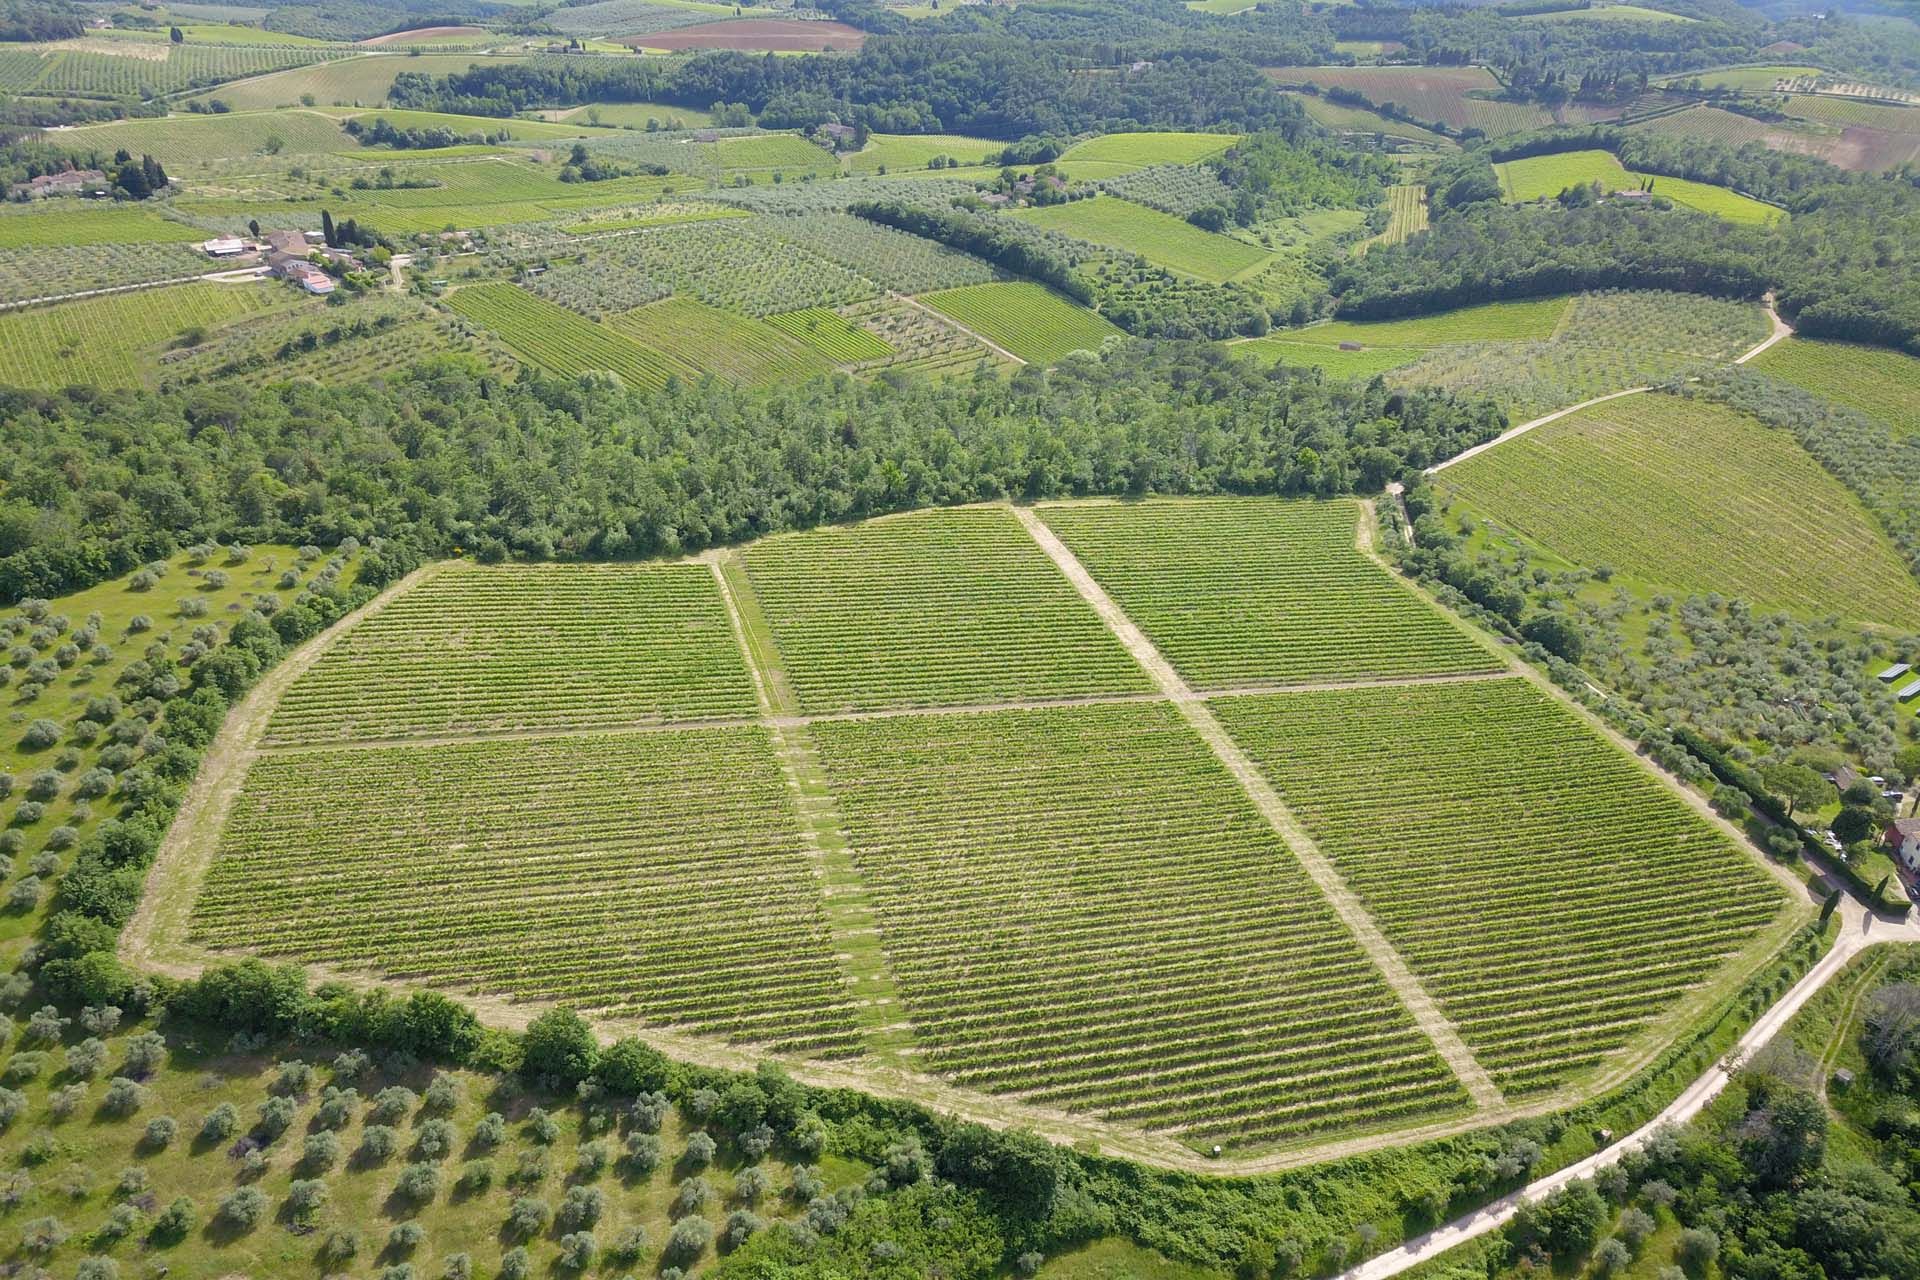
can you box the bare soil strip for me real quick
[1011,505,1506,1110]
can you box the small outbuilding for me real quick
[1877,662,1912,682]
[1898,678,1920,704]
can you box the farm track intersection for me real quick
[128,494,1814,1174]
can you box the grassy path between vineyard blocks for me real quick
[709,551,916,1060]
[1011,505,1507,1110]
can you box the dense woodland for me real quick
[0,345,1504,601]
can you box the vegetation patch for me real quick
[443,282,699,389]
[919,282,1123,365]
[1010,195,1270,283]
[0,283,281,389]
[1750,337,1920,436]
[1055,131,1242,169]
[606,295,838,387]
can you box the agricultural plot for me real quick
[920,282,1123,365]
[547,0,735,38]
[1096,163,1236,217]
[1750,337,1920,436]
[549,99,715,129]
[1437,394,1920,628]
[844,132,1004,173]
[764,307,896,363]
[184,53,526,109]
[628,19,868,51]
[192,726,864,1054]
[1056,132,1241,169]
[61,109,355,169]
[1523,3,1695,22]
[158,296,516,389]
[1288,296,1571,347]
[536,220,881,318]
[606,296,837,386]
[764,213,997,294]
[1360,183,1428,250]
[1010,195,1269,283]
[831,296,1004,378]
[0,205,202,248]
[0,242,211,306]
[1286,92,1452,146]
[1038,498,1500,686]
[1231,340,1425,380]
[266,562,758,745]
[1495,149,1781,224]
[1262,66,1554,135]
[810,702,1471,1145]
[0,282,281,390]
[741,506,1150,713]
[1212,678,1788,1095]
[443,283,699,390]
[561,201,750,234]
[712,132,841,177]
[4,40,348,98]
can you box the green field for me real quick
[1056,131,1241,168]
[712,133,839,175]
[443,283,698,390]
[1230,340,1427,379]
[0,39,348,98]
[186,53,526,110]
[195,725,864,1052]
[606,295,838,386]
[0,283,282,389]
[1495,149,1782,224]
[266,562,757,743]
[811,702,1471,1146]
[562,203,750,234]
[1362,183,1429,250]
[1011,195,1270,282]
[0,205,203,248]
[1286,297,1571,347]
[764,306,896,363]
[1038,498,1501,686]
[1523,3,1696,22]
[1750,336,1920,435]
[740,506,1150,712]
[551,100,716,128]
[1212,677,1786,1095]
[843,132,1004,173]
[1286,91,1452,145]
[1659,64,1824,92]
[1438,393,1920,628]
[919,282,1123,365]
[1262,65,1553,136]
[61,109,356,168]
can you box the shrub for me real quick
[672,1176,711,1217]
[441,1253,473,1280]
[557,1184,605,1231]
[1677,1228,1720,1270]
[665,1215,713,1265]
[76,1254,119,1280]
[525,1106,559,1145]
[1595,1239,1632,1276]
[609,1223,647,1263]
[628,1090,668,1134]
[319,1228,360,1264]
[735,1166,771,1205]
[148,1196,195,1245]
[21,719,60,749]
[471,1111,506,1148]
[393,1162,440,1205]
[498,1246,531,1280]
[368,1085,416,1125]
[415,1118,456,1162]
[558,1230,597,1270]
[723,1209,764,1251]
[623,1131,662,1176]
[199,1102,238,1143]
[423,1072,459,1114]
[388,1221,427,1252]
[255,1094,296,1140]
[358,1124,400,1165]
[100,1076,145,1117]
[22,1006,65,1045]
[683,1130,716,1169]
[142,1115,177,1150]
[313,1085,357,1130]
[65,1037,108,1079]
[286,1178,329,1223]
[302,1131,342,1172]
[455,1160,493,1195]
[273,1059,315,1095]
[504,1195,550,1240]
[217,1185,268,1230]
[21,1215,68,1253]
[120,1032,165,1078]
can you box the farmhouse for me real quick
[1885,817,1920,871]
[263,229,312,255]
[10,169,107,199]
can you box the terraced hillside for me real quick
[153,499,1800,1157]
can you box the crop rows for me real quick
[1437,394,1920,628]
[1212,679,1788,1094]
[444,283,698,390]
[0,282,280,390]
[267,562,759,744]
[157,297,516,390]
[763,306,895,363]
[1056,131,1240,168]
[0,242,210,305]
[1096,162,1236,217]
[536,219,880,318]
[765,213,996,294]
[1750,337,1920,436]
[1039,498,1500,687]
[831,296,1003,376]
[809,702,1470,1144]
[8,42,347,98]
[1012,195,1269,283]
[920,282,1122,365]
[742,507,1150,713]
[547,0,730,37]
[192,727,864,1055]
[1262,66,1553,135]
[607,296,837,387]
[0,205,203,249]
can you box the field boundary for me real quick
[1011,505,1506,1109]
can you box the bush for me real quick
[415,1118,456,1162]
[558,1184,605,1231]
[393,1161,440,1205]
[303,1130,341,1172]
[142,1115,178,1150]
[255,1094,296,1141]
[665,1215,713,1265]
[573,1138,609,1179]
[723,1209,764,1251]
[682,1130,716,1169]
[673,1175,711,1217]
[319,1228,360,1264]
[21,1214,68,1253]
[148,1196,195,1245]
[623,1131,662,1176]
[608,1224,647,1263]
[120,1031,165,1078]
[21,719,60,749]
[440,1253,472,1280]
[471,1111,506,1148]
[100,1076,145,1117]
[455,1160,493,1195]
[423,1072,459,1114]
[558,1230,597,1270]
[358,1124,400,1165]
[504,1195,550,1240]
[1677,1228,1719,1270]
[217,1185,268,1230]
[368,1085,416,1125]
[498,1246,531,1280]
[388,1221,427,1252]
[199,1102,238,1143]
[521,1008,597,1086]
[285,1178,328,1223]
[313,1085,357,1130]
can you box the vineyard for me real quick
[1495,149,1781,224]
[845,132,1004,173]
[740,507,1151,713]
[920,282,1123,365]
[1,40,349,98]
[1231,340,1424,379]
[1289,297,1570,347]
[1261,65,1554,135]
[1010,195,1270,283]
[443,283,698,390]
[763,306,895,363]
[1360,184,1428,250]
[157,296,517,390]
[1212,678,1789,1095]
[0,205,202,249]
[765,213,996,295]
[1437,393,1920,628]
[1038,498,1501,686]
[1285,92,1452,145]
[192,726,865,1054]
[810,702,1471,1145]
[0,283,282,389]
[606,296,838,386]
[266,562,758,745]
[826,296,1002,377]
[1751,337,1920,436]
[62,109,359,169]
[1096,162,1237,217]
[547,0,736,38]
